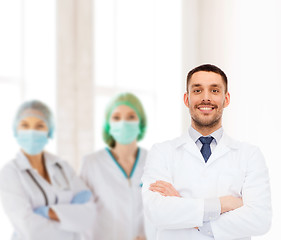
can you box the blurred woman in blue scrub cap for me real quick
[80,93,149,240]
[0,100,95,240]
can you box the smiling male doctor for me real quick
[141,64,272,240]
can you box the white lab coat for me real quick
[80,148,151,240]
[142,132,272,240]
[0,151,95,240]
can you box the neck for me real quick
[111,141,138,161]
[22,150,44,169]
[191,121,222,136]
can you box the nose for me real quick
[202,91,211,102]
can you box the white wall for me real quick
[0,0,56,238]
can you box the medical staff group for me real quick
[0,64,271,240]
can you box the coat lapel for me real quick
[206,133,239,166]
[180,134,205,161]
[174,132,239,165]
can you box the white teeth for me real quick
[200,107,212,110]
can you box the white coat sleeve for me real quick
[79,156,99,203]
[211,147,272,240]
[78,156,100,240]
[141,143,204,230]
[79,157,95,192]
[0,165,61,240]
[50,162,96,233]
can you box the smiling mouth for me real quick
[198,106,216,112]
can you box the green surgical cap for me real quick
[13,100,55,138]
[103,92,147,147]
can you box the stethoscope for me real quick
[26,163,69,206]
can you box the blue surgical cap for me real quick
[13,100,55,138]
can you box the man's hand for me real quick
[134,236,146,240]
[219,195,243,213]
[149,180,181,197]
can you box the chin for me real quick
[192,117,221,129]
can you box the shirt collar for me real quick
[172,127,239,151]
[188,126,223,144]
[15,151,59,171]
[15,151,32,171]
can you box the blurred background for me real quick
[0,0,280,238]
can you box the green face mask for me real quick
[109,121,140,145]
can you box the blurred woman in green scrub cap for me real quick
[80,93,149,240]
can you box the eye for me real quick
[212,89,219,93]
[19,123,29,129]
[111,115,120,121]
[193,89,201,93]
[36,124,45,129]
[128,114,137,120]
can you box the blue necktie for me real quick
[199,136,214,163]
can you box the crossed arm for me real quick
[150,180,243,234]
[149,181,243,215]
[149,178,268,239]
[34,190,92,221]
[142,144,271,240]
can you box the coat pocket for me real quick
[217,169,245,197]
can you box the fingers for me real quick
[238,197,243,207]
[149,181,181,197]
[150,181,172,189]
[149,186,166,194]
[154,181,180,196]
[149,185,170,196]
[155,180,172,187]
[220,195,244,213]
[134,237,146,240]
[150,182,173,195]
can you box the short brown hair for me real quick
[186,64,228,93]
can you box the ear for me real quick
[183,92,189,108]
[224,92,230,108]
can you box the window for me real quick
[92,0,184,150]
[0,1,56,238]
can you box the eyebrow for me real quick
[128,111,137,115]
[210,84,223,88]
[190,83,222,88]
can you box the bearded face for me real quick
[184,71,230,131]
